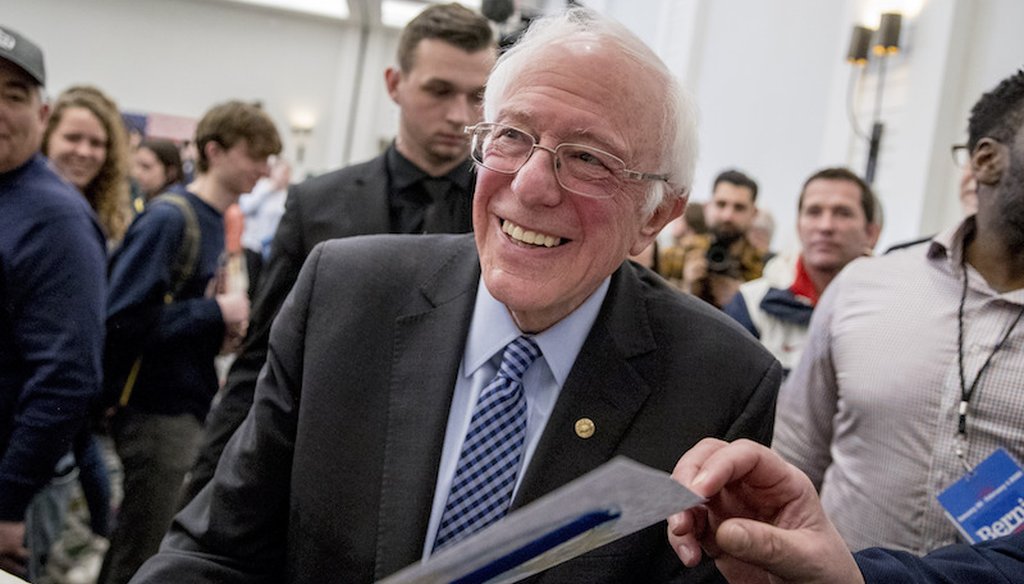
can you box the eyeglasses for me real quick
[464,122,671,199]
[951,144,970,167]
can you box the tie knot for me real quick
[497,336,541,384]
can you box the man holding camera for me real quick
[660,169,764,307]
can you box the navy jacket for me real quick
[856,533,1024,583]
[106,189,225,422]
[0,154,106,520]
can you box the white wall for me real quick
[927,0,1024,234]
[619,0,1024,253]
[678,0,846,254]
[5,0,1023,246]
[3,0,378,178]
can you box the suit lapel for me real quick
[344,156,390,233]
[513,263,657,507]
[314,156,390,243]
[374,237,480,578]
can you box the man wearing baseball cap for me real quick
[0,26,107,580]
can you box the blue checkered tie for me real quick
[432,335,542,552]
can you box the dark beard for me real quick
[709,224,742,247]
[993,153,1024,252]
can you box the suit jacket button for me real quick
[575,417,595,439]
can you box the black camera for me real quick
[705,240,739,276]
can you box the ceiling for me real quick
[217,0,485,29]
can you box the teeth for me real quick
[502,220,561,248]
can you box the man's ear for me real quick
[37,101,50,126]
[631,193,687,256]
[971,138,1007,186]
[865,221,882,250]
[203,140,224,166]
[384,67,402,104]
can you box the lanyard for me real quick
[955,258,1024,469]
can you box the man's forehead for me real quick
[225,138,269,160]
[494,107,638,167]
[713,183,754,204]
[801,179,862,207]
[409,38,494,72]
[494,53,658,156]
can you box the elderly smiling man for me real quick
[132,8,780,584]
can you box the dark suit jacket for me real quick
[855,533,1024,584]
[135,234,781,584]
[184,153,473,502]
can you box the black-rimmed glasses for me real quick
[464,122,671,199]
[951,144,970,167]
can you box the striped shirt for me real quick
[775,216,1024,555]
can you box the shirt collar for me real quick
[788,254,820,305]
[463,276,612,386]
[928,214,1024,303]
[928,214,976,266]
[386,142,475,195]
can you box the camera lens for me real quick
[705,243,734,275]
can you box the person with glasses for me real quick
[952,144,980,216]
[774,68,1024,556]
[131,7,780,584]
[885,143,981,254]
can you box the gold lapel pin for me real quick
[574,417,595,439]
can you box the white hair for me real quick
[483,7,698,217]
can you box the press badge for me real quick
[937,448,1024,543]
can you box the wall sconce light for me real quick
[846,25,872,65]
[874,12,902,56]
[291,124,313,166]
[846,11,903,185]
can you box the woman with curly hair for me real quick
[35,85,130,579]
[43,85,132,244]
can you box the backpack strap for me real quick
[150,193,201,303]
[117,193,201,407]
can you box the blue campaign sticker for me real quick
[937,448,1024,543]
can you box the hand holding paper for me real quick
[666,438,864,584]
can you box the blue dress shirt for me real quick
[421,276,611,556]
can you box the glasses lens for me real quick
[468,123,628,199]
[554,144,622,198]
[472,124,533,173]
[952,145,969,167]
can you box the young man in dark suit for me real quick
[139,8,781,583]
[182,3,498,502]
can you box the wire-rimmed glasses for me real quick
[464,122,671,199]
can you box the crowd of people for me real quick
[2,3,1023,584]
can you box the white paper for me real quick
[378,456,704,584]
[0,570,28,584]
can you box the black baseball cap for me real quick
[0,26,45,86]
